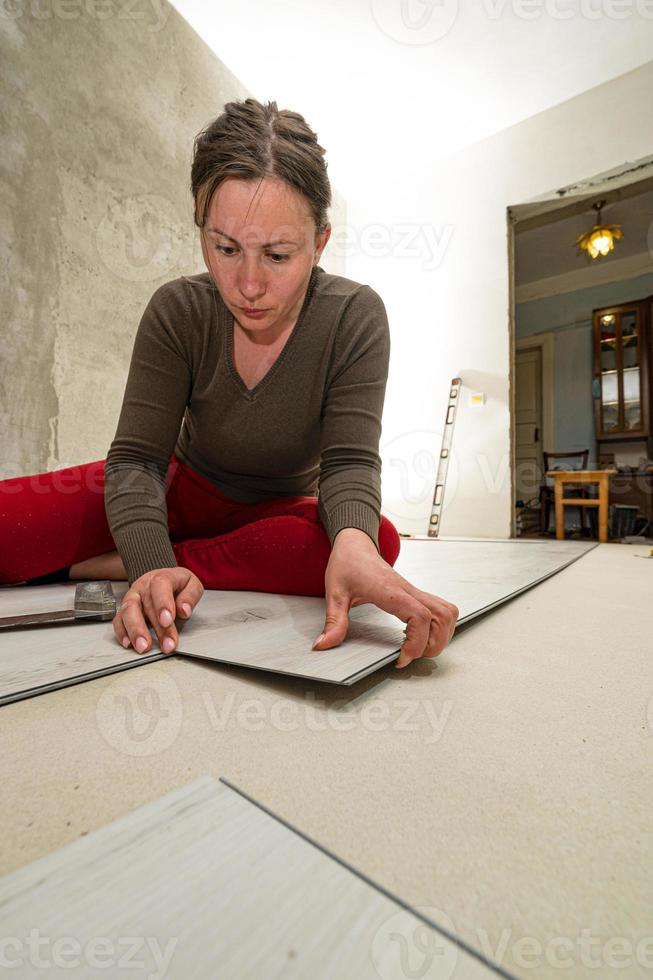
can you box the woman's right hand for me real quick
[113,566,204,655]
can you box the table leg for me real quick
[554,479,564,540]
[598,475,609,543]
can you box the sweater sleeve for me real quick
[317,285,390,553]
[104,280,192,586]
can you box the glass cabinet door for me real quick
[599,313,618,432]
[596,306,644,436]
[619,310,642,431]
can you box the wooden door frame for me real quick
[515,335,555,478]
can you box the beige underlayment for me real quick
[1,542,651,979]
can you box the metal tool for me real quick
[428,377,462,537]
[0,581,117,631]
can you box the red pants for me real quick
[0,452,401,596]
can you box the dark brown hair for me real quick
[190,98,331,237]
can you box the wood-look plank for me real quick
[0,539,596,702]
[0,775,505,979]
[175,539,597,684]
[0,582,161,706]
[392,538,598,623]
[172,589,407,684]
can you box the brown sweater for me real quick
[104,264,391,585]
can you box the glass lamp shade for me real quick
[589,230,613,256]
[576,223,623,260]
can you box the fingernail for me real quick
[121,637,130,649]
[181,603,191,617]
[135,636,148,653]
[162,637,175,653]
[159,609,173,626]
[312,633,326,650]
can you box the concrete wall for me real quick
[0,4,346,478]
[346,60,653,537]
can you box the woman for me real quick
[2,99,458,669]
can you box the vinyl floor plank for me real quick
[393,538,598,622]
[0,582,160,706]
[0,775,508,978]
[175,539,597,684]
[0,539,597,703]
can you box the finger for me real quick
[119,590,153,654]
[434,600,458,647]
[369,589,431,665]
[422,616,447,659]
[397,618,440,663]
[396,602,455,667]
[400,604,434,661]
[112,610,132,650]
[447,603,459,643]
[400,590,458,656]
[142,579,178,654]
[423,602,459,658]
[174,575,204,620]
[149,572,177,629]
[401,577,458,624]
[313,587,351,649]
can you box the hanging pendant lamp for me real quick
[575,199,623,259]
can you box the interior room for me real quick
[513,179,653,540]
[1,3,652,978]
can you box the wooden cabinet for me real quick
[593,297,653,457]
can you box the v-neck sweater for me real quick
[104,264,391,585]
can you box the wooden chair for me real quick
[539,450,590,534]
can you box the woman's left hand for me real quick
[312,528,459,668]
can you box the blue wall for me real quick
[516,272,653,467]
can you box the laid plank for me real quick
[176,539,597,684]
[0,582,161,706]
[393,538,598,623]
[172,590,406,685]
[0,539,597,702]
[0,775,504,978]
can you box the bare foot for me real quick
[69,550,127,581]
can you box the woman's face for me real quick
[200,176,330,339]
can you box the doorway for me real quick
[507,158,653,538]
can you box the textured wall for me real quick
[0,3,346,478]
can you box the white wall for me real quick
[170,0,653,202]
[344,59,653,537]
